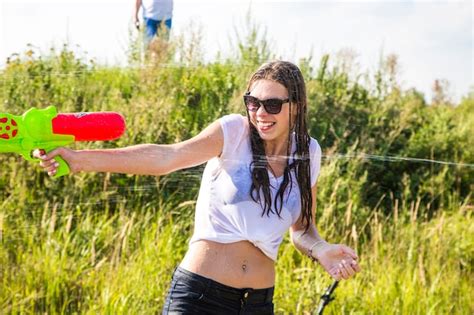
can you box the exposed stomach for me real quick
[179,240,275,289]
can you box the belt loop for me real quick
[203,276,211,296]
[265,287,273,303]
[172,266,178,277]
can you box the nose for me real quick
[256,102,268,115]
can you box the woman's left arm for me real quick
[290,184,361,280]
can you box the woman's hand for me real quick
[312,242,361,280]
[33,147,79,176]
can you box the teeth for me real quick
[258,121,275,127]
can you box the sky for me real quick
[1,0,472,103]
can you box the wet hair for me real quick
[246,60,313,231]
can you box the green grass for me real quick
[1,193,472,314]
[0,26,473,313]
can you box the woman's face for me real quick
[247,79,294,146]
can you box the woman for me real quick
[35,61,360,314]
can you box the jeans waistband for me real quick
[174,266,274,305]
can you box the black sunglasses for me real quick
[243,94,290,115]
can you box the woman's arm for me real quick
[290,184,361,280]
[34,120,224,177]
[290,184,326,259]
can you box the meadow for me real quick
[0,27,473,314]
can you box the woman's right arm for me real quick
[34,120,224,177]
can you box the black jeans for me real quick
[162,266,274,314]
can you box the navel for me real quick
[241,259,248,273]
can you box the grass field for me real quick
[1,30,473,314]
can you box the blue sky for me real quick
[1,0,472,103]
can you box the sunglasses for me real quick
[243,94,290,115]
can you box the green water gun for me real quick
[0,106,125,178]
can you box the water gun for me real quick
[0,106,126,178]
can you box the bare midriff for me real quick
[179,240,275,289]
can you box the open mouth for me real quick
[257,120,276,131]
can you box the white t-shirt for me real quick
[189,114,322,261]
[141,0,173,21]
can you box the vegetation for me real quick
[0,25,472,314]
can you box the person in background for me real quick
[35,60,361,314]
[134,0,173,44]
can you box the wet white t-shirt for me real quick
[190,114,322,261]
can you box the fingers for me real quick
[32,148,63,160]
[341,245,359,261]
[339,244,361,278]
[327,247,361,281]
[340,259,357,279]
[327,266,340,280]
[32,148,63,176]
[341,245,361,274]
[316,243,362,281]
[351,259,361,273]
[329,259,359,281]
[329,267,342,281]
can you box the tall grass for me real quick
[1,24,473,314]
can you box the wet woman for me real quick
[35,60,361,314]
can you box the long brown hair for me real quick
[246,60,313,231]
